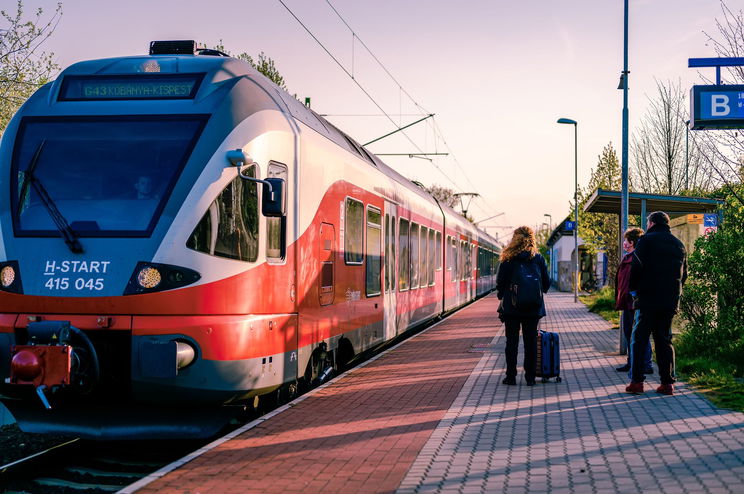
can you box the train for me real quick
[0,40,500,439]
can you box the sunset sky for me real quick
[24,0,729,239]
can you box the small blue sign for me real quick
[704,214,718,227]
[691,85,744,129]
[564,220,576,231]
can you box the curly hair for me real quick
[500,226,538,262]
[623,227,644,247]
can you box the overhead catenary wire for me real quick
[276,0,424,154]
[278,0,503,223]
[276,0,467,193]
[323,0,501,222]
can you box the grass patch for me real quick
[676,356,744,412]
[578,286,619,328]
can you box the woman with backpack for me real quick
[496,226,550,386]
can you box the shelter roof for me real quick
[583,188,724,216]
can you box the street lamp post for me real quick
[557,118,578,303]
[543,213,552,232]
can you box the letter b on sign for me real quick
[712,94,730,116]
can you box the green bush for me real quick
[678,185,744,371]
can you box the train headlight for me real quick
[0,261,22,294]
[1,266,15,287]
[137,267,162,289]
[124,262,200,295]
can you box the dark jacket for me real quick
[615,252,634,310]
[496,251,550,320]
[629,223,688,312]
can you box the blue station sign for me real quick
[690,84,744,129]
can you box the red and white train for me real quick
[0,41,499,439]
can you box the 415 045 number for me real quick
[44,277,104,291]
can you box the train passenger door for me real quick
[319,223,335,306]
[383,202,397,340]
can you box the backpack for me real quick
[510,258,543,311]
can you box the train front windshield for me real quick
[11,115,206,237]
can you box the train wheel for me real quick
[336,338,355,373]
[303,343,335,388]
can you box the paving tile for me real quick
[396,292,744,494]
[126,292,744,494]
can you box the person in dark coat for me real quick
[626,211,687,396]
[496,226,550,386]
[615,227,652,374]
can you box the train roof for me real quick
[40,45,498,244]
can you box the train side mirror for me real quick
[262,178,286,217]
[226,149,285,217]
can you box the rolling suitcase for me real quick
[536,330,562,382]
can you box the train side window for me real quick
[345,197,364,264]
[410,222,419,289]
[390,216,396,290]
[421,227,429,287]
[428,229,436,286]
[187,165,259,262]
[384,214,390,292]
[445,235,451,272]
[266,161,288,261]
[398,218,409,291]
[451,237,458,282]
[366,206,382,297]
[436,231,442,271]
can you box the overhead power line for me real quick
[277,0,501,221]
[277,0,424,155]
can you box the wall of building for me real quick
[670,215,712,254]
[550,234,583,292]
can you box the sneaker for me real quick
[502,377,516,385]
[616,364,631,372]
[644,367,654,374]
[525,379,536,386]
[656,384,674,395]
[625,381,644,394]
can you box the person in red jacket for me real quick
[614,227,652,374]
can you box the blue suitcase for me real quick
[536,330,562,382]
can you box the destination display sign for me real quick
[690,84,744,129]
[59,74,203,101]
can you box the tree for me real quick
[209,41,286,90]
[0,1,61,135]
[693,0,744,206]
[678,183,744,368]
[423,184,458,209]
[630,79,717,195]
[421,183,474,222]
[577,143,625,282]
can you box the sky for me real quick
[17,0,731,241]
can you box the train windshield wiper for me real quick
[18,140,84,254]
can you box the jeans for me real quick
[631,309,676,384]
[623,309,652,378]
[504,317,539,382]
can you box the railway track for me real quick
[0,438,203,493]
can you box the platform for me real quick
[122,291,744,494]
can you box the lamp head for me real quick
[557,118,577,125]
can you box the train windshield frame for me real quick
[11,114,208,238]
